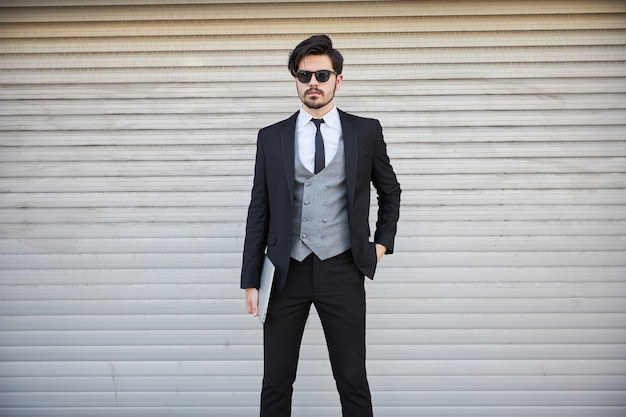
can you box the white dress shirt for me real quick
[295,106,342,174]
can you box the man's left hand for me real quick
[375,243,387,262]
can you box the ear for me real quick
[335,73,343,90]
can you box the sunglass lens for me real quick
[316,71,330,82]
[297,71,312,83]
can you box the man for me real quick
[241,34,401,417]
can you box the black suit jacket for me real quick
[241,109,401,295]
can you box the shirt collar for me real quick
[297,105,340,129]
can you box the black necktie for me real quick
[312,118,325,174]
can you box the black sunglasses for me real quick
[295,70,338,83]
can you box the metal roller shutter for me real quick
[0,1,624,416]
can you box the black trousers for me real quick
[260,250,373,417]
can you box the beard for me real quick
[300,87,335,110]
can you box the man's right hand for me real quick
[245,287,259,317]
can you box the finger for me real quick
[246,297,258,316]
[246,300,256,316]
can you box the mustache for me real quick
[305,88,323,95]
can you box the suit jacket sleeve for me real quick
[240,131,269,289]
[372,120,401,254]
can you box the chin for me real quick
[304,99,330,110]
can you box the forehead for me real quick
[297,54,333,71]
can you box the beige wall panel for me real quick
[2,14,626,38]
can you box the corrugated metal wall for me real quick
[1,1,625,416]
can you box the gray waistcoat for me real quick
[291,137,351,261]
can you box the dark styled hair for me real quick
[288,34,343,76]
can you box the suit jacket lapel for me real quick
[281,109,357,204]
[339,109,357,205]
[280,112,299,202]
